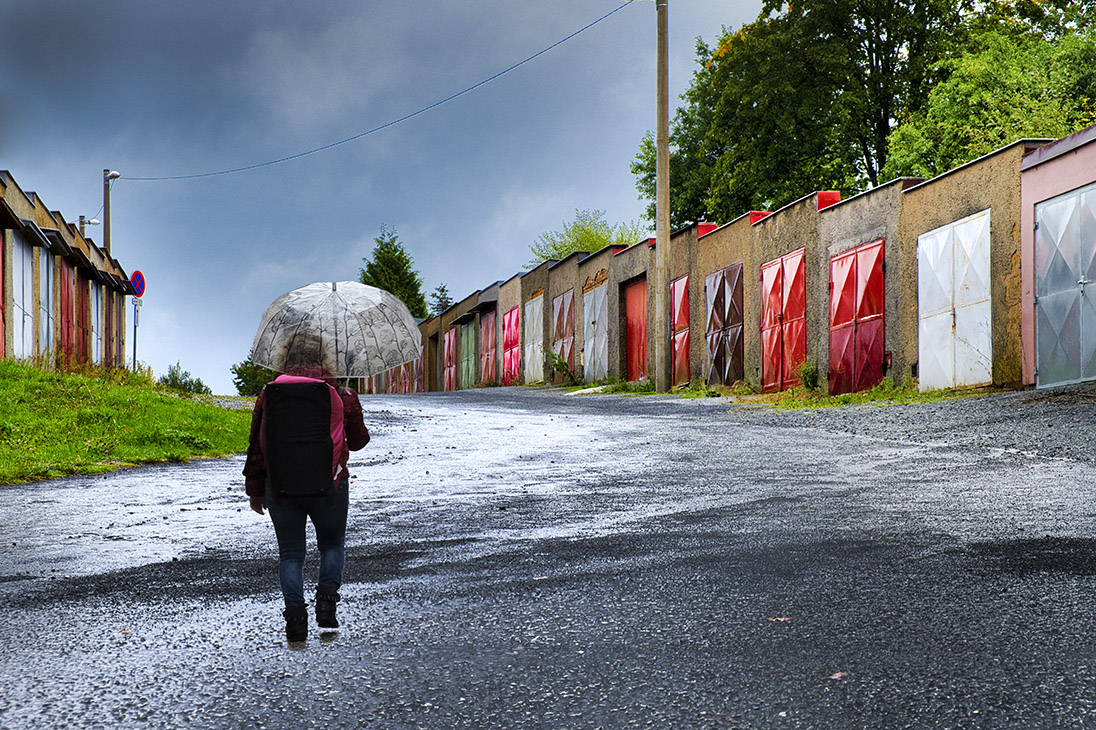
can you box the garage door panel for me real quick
[830,251,856,329]
[953,300,993,388]
[854,317,885,392]
[918,229,952,318]
[1083,292,1096,379]
[761,325,781,393]
[856,240,885,321]
[829,324,854,395]
[1036,196,1078,297]
[672,329,690,386]
[782,250,806,321]
[782,317,805,388]
[919,312,954,391]
[706,330,726,385]
[761,262,782,329]
[1037,290,1082,386]
[726,323,743,384]
[727,264,743,326]
[524,297,544,384]
[705,270,725,333]
[954,212,991,309]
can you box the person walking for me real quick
[243,366,370,643]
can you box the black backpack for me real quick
[262,380,344,497]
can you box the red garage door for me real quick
[760,248,806,393]
[502,306,520,385]
[624,277,647,382]
[704,263,744,386]
[443,327,457,391]
[671,274,690,387]
[829,239,885,395]
[480,309,497,384]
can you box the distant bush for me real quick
[231,349,275,396]
[159,362,212,395]
[797,360,821,392]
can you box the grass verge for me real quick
[760,377,993,410]
[0,360,252,484]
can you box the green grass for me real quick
[766,377,992,410]
[0,361,252,484]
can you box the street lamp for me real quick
[103,169,120,254]
[78,215,100,237]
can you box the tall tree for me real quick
[231,349,275,396]
[359,225,428,319]
[429,283,453,316]
[633,0,963,224]
[883,26,1096,180]
[526,209,647,268]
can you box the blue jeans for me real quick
[266,477,349,607]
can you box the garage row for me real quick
[364,126,1096,396]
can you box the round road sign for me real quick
[131,270,146,298]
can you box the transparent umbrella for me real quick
[251,281,422,377]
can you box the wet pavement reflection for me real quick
[1,388,1095,729]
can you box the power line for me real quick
[126,2,635,182]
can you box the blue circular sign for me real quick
[131,270,145,298]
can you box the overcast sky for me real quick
[1,0,762,394]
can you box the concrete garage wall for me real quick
[750,192,839,389]
[817,179,922,392]
[898,140,1050,387]
[608,239,653,382]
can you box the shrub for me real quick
[159,362,213,395]
[796,360,821,392]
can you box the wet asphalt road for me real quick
[1,386,1095,729]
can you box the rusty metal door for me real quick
[760,249,807,392]
[479,310,497,384]
[1035,180,1096,387]
[524,295,544,383]
[917,210,992,390]
[671,274,690,386]
[704,264,743,386]
[443,327,457,391]
[829,240,885,395]
[624,277,647,382]
[552,290,575,376]
[59,258,75,363]
[582,284,608,382]
[502,306,520,385]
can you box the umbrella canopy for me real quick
[252,281,422,377]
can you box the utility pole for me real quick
[653,0,670,392]
[103,169,120,254]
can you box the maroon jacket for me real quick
[243,383,370,497]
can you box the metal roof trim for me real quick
[1020,125,1096,171]
[18,218,51,248]
[903,138,1056,194]
[41,228,73,256]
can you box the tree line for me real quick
[632,0,1096,228]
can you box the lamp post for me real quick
[103,169,120,254]
[78,215,100,238]
[653,0,670,392]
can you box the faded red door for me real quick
[443,327,457,391]
[624,278,647,381]
[760,248,807,392]
[59,259,75,364]
[502,306,520,385]
[829,240,886,395]
[552,290,574,376]
[670,275,690,386]
[479,310,497,383]
[75,272,89,364]
[704,264,744,386]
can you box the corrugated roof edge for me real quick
[902,138,1056,194]
[1020,124,1096,171]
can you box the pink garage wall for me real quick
[1020,126,1096,385]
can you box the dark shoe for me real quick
[315,588,340,629]
[283,604,308,642]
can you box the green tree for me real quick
[359,225,428,319]
[633,0,963,224]
[231,349,275,396]
[883,27,1096,179]
[526,209,647,268]
[159,362,212,395]
[429,284,453,316]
